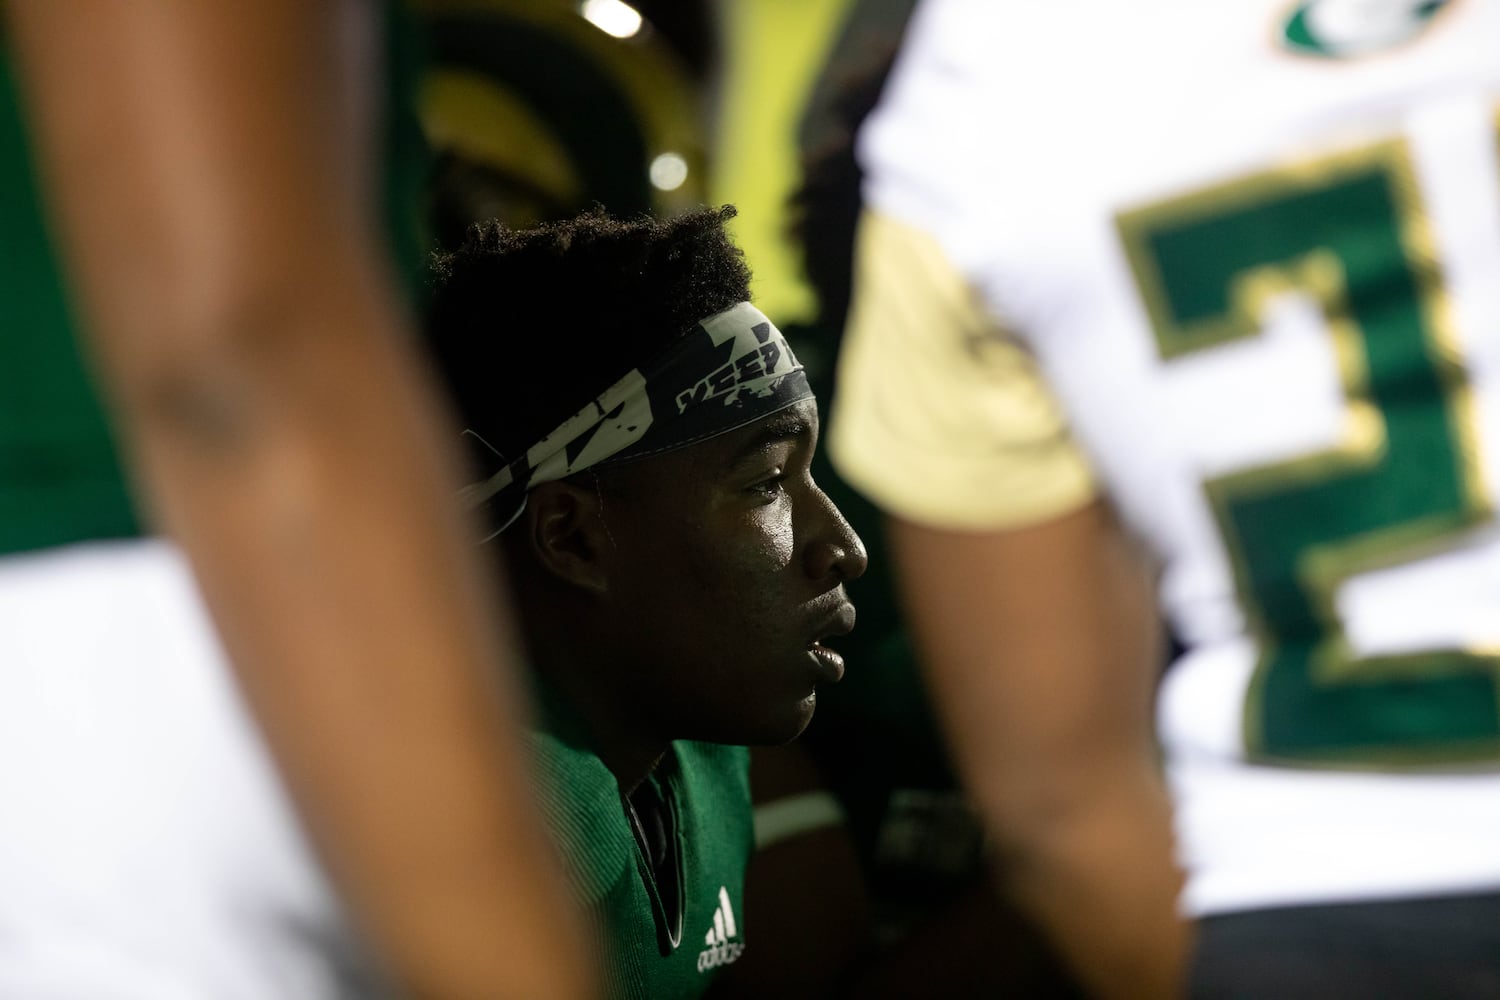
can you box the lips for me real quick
[806,599,856,683]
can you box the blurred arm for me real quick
[831,209,1187,997]
[5,4,589,997]
[888,506,1187,1000]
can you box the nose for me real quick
[802,486,868,583]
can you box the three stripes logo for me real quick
[695,886,745,972]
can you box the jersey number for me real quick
[1118,139,1500,766]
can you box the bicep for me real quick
[887,504,1162,825]
[830,204,1161,821]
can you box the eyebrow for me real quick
[728,413,813,467]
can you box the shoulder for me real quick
[829,209,1099,532]
[676,740,750,773]
[671,741,753,856]
[674,742,751,800]
[527,730,636,905]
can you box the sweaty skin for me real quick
[515,397,868,793]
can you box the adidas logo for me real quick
[695,886,745,972]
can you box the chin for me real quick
[686,693,819,748]
[752,692,819,747]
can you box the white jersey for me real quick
[845,0,1500,915]
[0,541,376,997]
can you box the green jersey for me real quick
[0,6,428,558]
[0,49,136,555]
[530,730,753,1000]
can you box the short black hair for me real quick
[426,206,752,463]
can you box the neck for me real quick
[533,645,667,795]
[569,685,667,794]
[603,740,668,797]
[514,571,671,793]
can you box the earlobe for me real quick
[525,480,612,595]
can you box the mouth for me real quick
[805,599,856,684]
[806,641,846,683]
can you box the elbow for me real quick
[102,274,379,452]
[107,295,296,450]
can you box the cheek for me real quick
[755,504,797,570]
[688,506,796,598]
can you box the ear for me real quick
[522,479,614,595]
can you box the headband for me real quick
[460,301,812,538]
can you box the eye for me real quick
[748,469,788,500]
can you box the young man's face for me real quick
[595,397,867,747]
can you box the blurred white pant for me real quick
[0,539,376,999]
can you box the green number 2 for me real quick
[1118,139,1500,767]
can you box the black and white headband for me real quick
[460,301,812,538]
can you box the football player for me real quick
[425,206,867,999]
[834,1,1500,996]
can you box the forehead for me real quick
[693,397,821,469]
[607,398,821,492]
